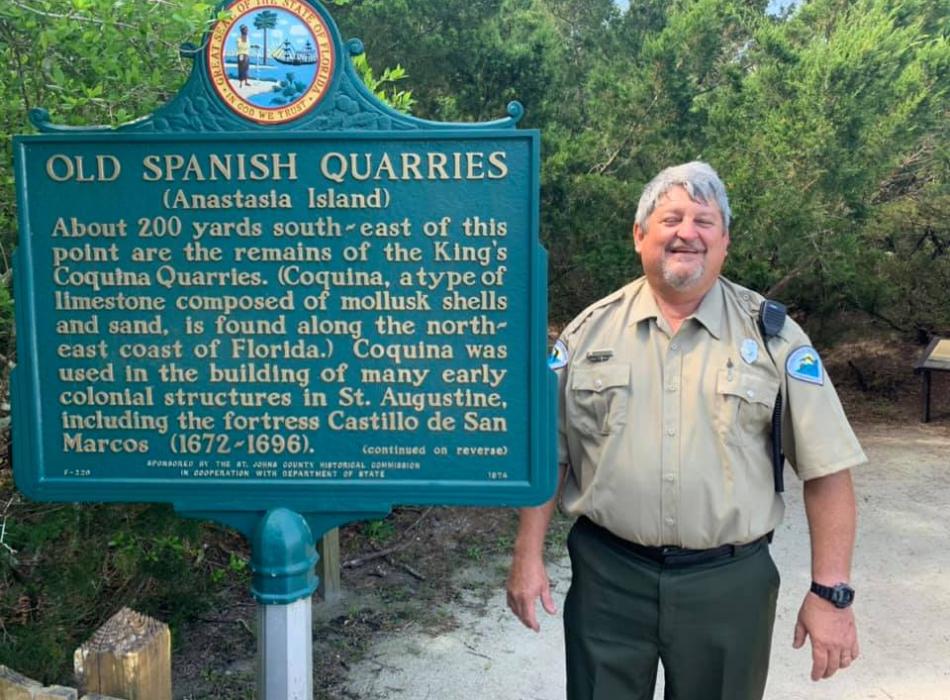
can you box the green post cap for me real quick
[250,508,319,605]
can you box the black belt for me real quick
[578,516,769,569]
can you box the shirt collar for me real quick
[629,278,723,340]
[630,282,663,326]
[691,279,723,339]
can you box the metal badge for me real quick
[740,338,759,364]
[586,349,613,363]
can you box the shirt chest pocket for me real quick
[716,368,780,446]
[569,363,631,435]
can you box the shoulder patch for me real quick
[786,346,824,385]
[549,339,569,370]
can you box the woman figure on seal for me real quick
[236,25,251,87]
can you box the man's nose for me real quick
[675,220,700,239]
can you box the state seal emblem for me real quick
[207,0,335,124]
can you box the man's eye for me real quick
[662,218,680,225]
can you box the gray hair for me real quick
[634,161,731,232]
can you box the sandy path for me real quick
[343,422,950,699]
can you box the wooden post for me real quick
[74,608,171,700]
[317,527,341,602]
[922,369,931,423]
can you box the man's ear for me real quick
[633,222,644,253]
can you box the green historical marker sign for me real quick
[12,0,555,525]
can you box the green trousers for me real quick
[564,517,780,700]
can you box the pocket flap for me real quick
[571,364,630,393]
[716,368,779,408]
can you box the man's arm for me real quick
[794,469,860,681]
[506,464,565,632]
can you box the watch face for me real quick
[831,584,855,608]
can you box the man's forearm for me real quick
[513,464,566,558]
[803,469,856,584]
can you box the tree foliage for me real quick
[1,0,946,337]
[332,0,949,337]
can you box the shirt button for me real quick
[664,474,675,483]
[746,389,755,399]
[665,517,676,526]
[594,379,603,389]
[667,383,677,392]
[670,342,679,351]
[666,428,676,437]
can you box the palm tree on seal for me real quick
[253,10,278,65]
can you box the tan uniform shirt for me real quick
[556,276,867,549]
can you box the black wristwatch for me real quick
[810,581,855,609]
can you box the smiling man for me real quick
[507,162,866,699]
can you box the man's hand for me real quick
[506,551,557,632]
[507,470,564,632]
[793,592,859,681]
